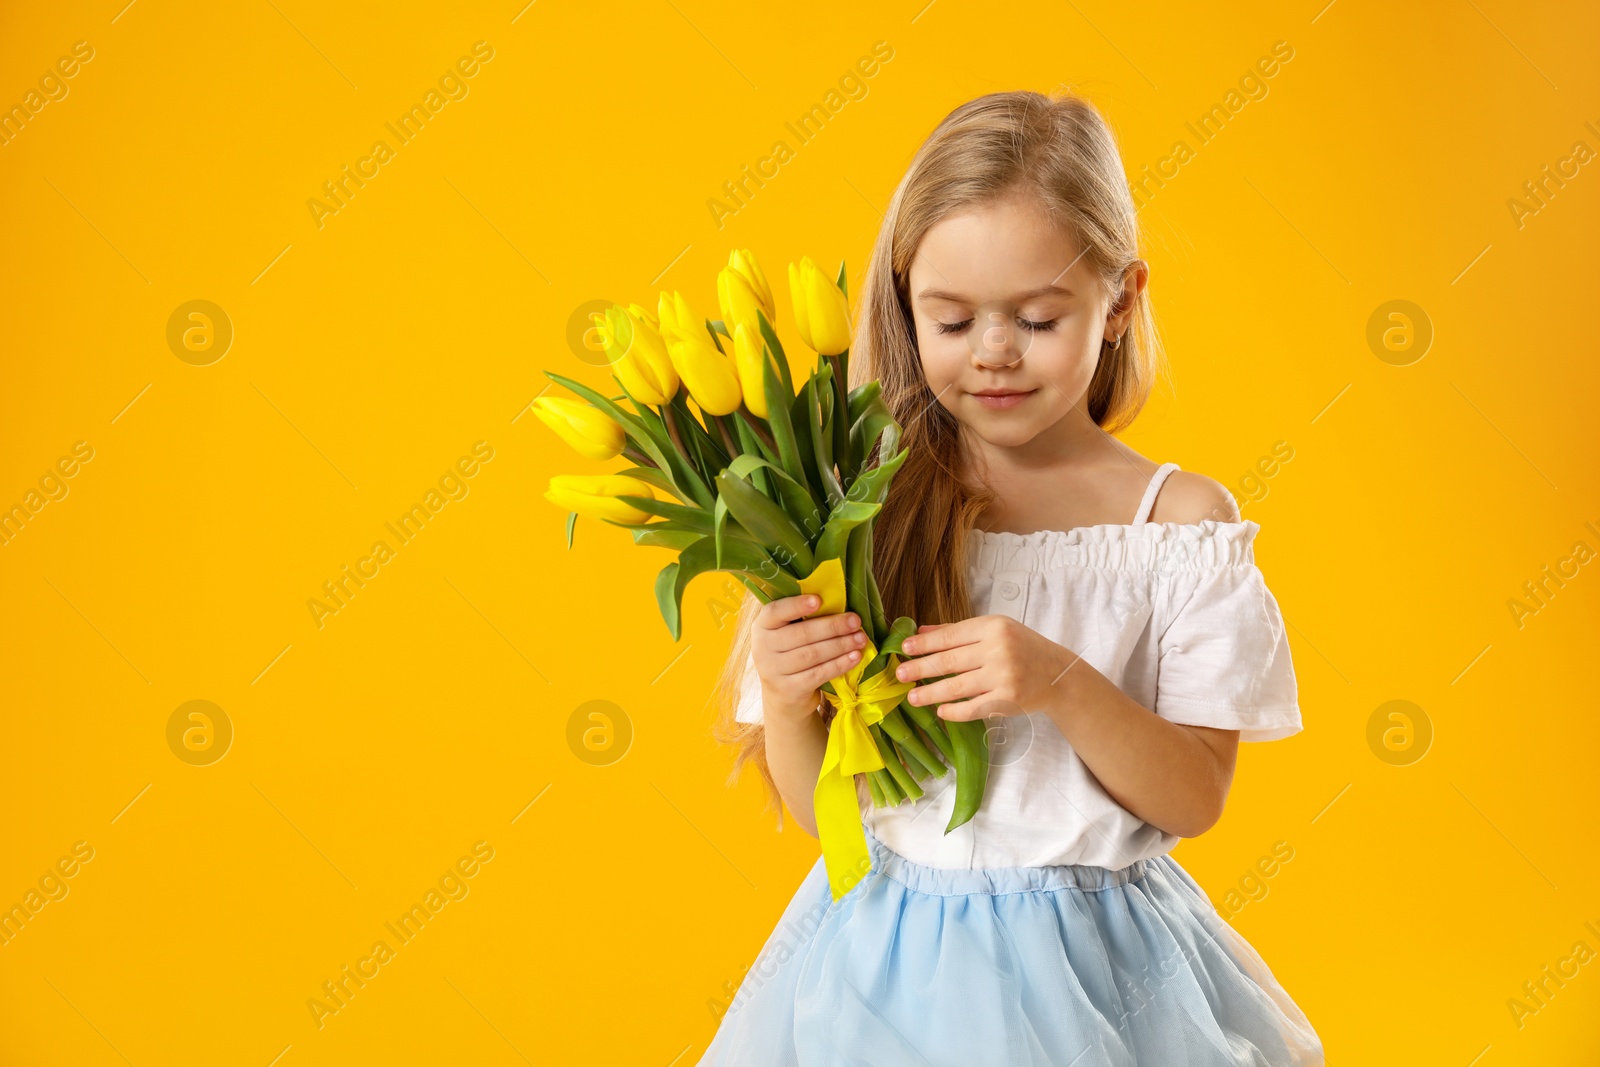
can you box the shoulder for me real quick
[1150,469,1241,525]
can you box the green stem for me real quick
[712,413,741,459]
[902,702,955,763]
[735,408,778,453]
[622,444,656,468]
[872,768,905,806]
[660,401,690,468]
[873,728,923,802]
[880,708,945,778]
[866,771,886,808]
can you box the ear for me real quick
[1105,260,1149,343]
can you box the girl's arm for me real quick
[1041,666,1239,839]
[747,593,868,839]
[901,615,1241,840]
[761,693,829,837]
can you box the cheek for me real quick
[1033,330,1101,390]
[915,332,964,387]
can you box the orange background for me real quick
[2,0,1598,1063]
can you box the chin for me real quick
[969,421,1040,448]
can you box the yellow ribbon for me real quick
[797,557,916,901]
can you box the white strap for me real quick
[1132,462,1180,525]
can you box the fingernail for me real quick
[807,595,819,607]
[902,639,916,653]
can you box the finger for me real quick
[797,642,865,691]
[760,594,823,628]
[775,610,861,654]
[916,623,949,633]
[785,630,867,676]
[935,693,1002,722]
[906,668,987,709]
[901,619,979,657]
[894,644,979,684]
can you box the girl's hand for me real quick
[752,594,868,723]
[894,616,1083,722]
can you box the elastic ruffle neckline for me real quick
[966,518,1260,573]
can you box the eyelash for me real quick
[934,317,1059,335]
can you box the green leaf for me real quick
[734,409,781,468]
[547,371,712,509]
[614,494,713,530]
[806,364,844,507]
[715,470,815,575]
[842,443,909,509]
[843,523,878,654]
[756,307,794,396]
[654,560,682,639]
[877,615,919,658]
[670,392,729,477]
[628,527,702,551]
[944,719,990,834]
[790,378,822,492]
[565,512,576,549]
[814,499,880,570]
[835,258,848,301]
[862,524,889,637]
[664,535,801,636]
[731,416,774,496]
[613,465,681,501]
[848,388,897,473]
[727,453,820,539]
[762,344,809,491]
[828,354,853,484]
[846,380,880,425]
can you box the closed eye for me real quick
[934,317,1059,336]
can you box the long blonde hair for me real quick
[709,88,1164,826]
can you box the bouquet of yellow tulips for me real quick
[534,250,990,900]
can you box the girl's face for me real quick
[907,192,1144,455]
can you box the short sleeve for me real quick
[1154,560,1302,743]
[733,649,763,724]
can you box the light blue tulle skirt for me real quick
[700,825,1324,1066]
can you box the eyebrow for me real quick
[916,283,1073,302]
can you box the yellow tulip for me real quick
[729,249,775,320]
[733,322,768,418]
[530,396,625,461]
[627,301,659,330]
[656,290,744,416]
[544,474,657,524]
[593,305,678,405]
[788,256,852,356]
[717,265,765,341]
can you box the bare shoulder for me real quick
[1150,469,1241,525]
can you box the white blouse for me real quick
[733,462,1304,871]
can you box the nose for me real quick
[966,305,1031,368]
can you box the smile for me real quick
[970,389,1036,409]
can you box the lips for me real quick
[970,388,1035,409]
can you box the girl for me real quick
[701,90,1324,1066]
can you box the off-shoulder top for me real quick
[733,462,1303,870]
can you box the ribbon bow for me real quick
[798,558,917,901]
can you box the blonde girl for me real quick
[700,89,1324,1067]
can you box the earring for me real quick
[1106,333,1123,351]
